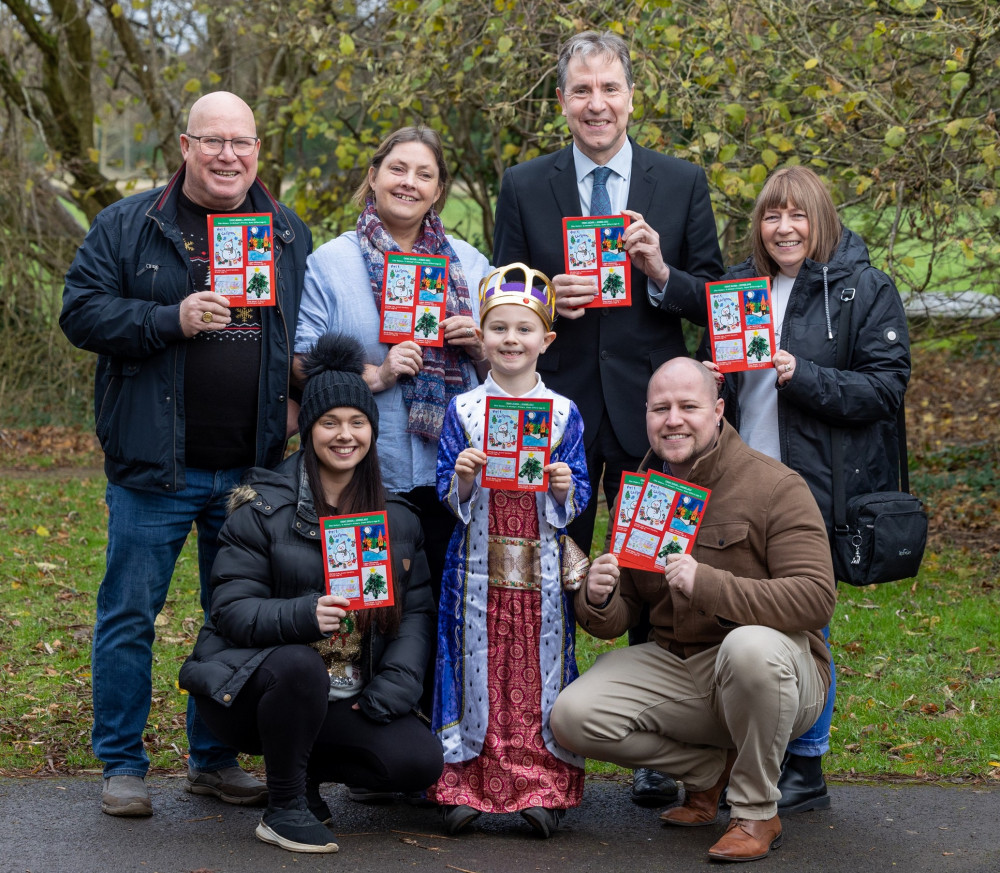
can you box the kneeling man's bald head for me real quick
[647,357,718,402]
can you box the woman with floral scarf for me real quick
[294,127,491,741]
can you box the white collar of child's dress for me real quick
[483,371,546,398]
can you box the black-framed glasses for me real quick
[184,133,259,156]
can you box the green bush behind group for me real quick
[2,0,998,424]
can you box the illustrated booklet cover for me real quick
[319,512,395,610]
[614,470,711,572]
[208,214,276,306]
[562,215,632,307]
[705,276,776,373]
[378,253,450,347]
[610,472,647,554]
[481,397,554,492]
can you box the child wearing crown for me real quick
[429,264,591,838]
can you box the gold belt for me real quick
[487,535,541,590]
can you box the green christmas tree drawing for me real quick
[602,269,625,298]
[658,539,683,558]
[364,569,388,600]
[414,309,439,338]
[519,453,544,483]
[246,268,268,299]
[747,333,770,361]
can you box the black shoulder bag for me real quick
[830,267,928,586]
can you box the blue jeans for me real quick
[92,468,245,777]
[787,625,835,757]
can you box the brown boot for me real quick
[707,815,782,862]
[660,749,736,827]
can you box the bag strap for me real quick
[831,265,909,529]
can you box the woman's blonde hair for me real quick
[352,126,449,213]
[750,166,842,276]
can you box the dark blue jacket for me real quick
[60,167,312,492]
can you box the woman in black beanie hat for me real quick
[180,332,443,854]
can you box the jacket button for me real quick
[600,350,609,360]
[223,694,232,702]
[296,521,302,528]
[278,394,286,402]
[719,539,725,546]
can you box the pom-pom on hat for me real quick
[478,262,556,330]
[298,333,379,439]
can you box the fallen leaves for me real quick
[0,426,101,471]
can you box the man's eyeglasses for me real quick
[184,134,259,156]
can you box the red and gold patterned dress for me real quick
[432,489,584,812]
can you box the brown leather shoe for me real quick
[707,815,782,862]
[660,749,736,827]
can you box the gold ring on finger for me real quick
[202,311,213,324]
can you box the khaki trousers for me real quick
[550,626,826,820]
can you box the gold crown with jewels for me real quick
[478,262,556,329]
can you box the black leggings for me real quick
[193,645,444,805]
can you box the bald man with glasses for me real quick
[62,91,312,817]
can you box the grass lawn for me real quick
[1,472,997,783]
[1,327,997,784]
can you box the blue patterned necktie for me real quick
[590,166,613,216]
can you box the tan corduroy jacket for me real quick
[575,419,836,690]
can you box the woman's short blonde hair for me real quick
[352,126,450,212]
[750,166,842,276]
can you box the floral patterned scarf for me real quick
[357,196,475,440]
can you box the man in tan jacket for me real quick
[550,357,836,862]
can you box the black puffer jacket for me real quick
[179,452,434,724]
[712,227,911,532]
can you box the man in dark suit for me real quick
[494,30,723,557]
[493,30,724,807]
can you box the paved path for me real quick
[4,776,999,872]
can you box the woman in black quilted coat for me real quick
[180,333,443,854]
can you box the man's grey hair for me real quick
[557,31,634,93]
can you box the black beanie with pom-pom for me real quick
[298,333,379,439]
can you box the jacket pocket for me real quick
[95,358,139,453]
[649,345,683,372]
[697,521,753,577]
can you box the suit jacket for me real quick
[493,139,724,457]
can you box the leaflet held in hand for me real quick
[614,470,711,572]
[378,252,450,347]
[319,511,395,610]
[482,397,554,492]
[705,276,776,373]
[208,214,276,306]
[610,472,647,555]
[562,215,632,307]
